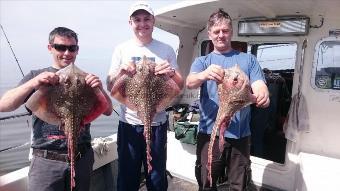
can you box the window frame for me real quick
[311,36,340,92]
[248,42,298,71]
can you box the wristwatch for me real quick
[169,68,176,78]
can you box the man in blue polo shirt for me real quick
[186,9,270,191]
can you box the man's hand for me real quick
[251,80,270,108]
[254,91,270,108]
[154,60,175,77]
[203,64,225,83]
[85,74,102,89]
[119,61,136,77]
[186,64,225,89]
[33,71,59,88]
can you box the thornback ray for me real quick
[206,65,256,186]
[26,63,109,190]
[109,56,180,173]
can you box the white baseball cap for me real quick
[129,1,154,17]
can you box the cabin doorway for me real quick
[249,43,296,164]
[200,40,296,164]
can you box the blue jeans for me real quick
[117,121,168,191]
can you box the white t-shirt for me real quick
[108,39,178,125]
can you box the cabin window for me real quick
[313,39,340,90]
[201,40,247,55]
[249,43,296,164]
[250,43,296,70]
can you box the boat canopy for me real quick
[155,0,340,35]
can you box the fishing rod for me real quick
[112,105,119,116]
[0,118,31,153]
[0,25,31,153]
[0,24,31,121]
[0,24,24,77]
[0,141,30,152]
[0,112,30,121]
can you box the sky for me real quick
[0,0,181,92]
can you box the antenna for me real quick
[0,24,25,77]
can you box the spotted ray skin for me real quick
[109,56,180,173]
[206,65,256,186]
[26,63,109,190]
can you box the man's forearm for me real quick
[186,73,205,89]
[172,71,184,90]
[0,81,35,112]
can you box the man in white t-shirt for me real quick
[106,1,184,191]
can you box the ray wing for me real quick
[110,73,138,111]
[26,85,61,125]
[153,75,181,113]
[26,63,109,125]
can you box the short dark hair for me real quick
[48,27,78,44]
[207,9,232,31]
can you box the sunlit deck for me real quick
[139,175,198,191]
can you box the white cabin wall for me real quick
[154,21,199,104]
[296,16,340,159]
[175,28,201,104]
[177,28,197,78]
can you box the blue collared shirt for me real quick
[189,50,265,138]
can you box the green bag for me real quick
[174,122,198,145]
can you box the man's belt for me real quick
[32,144,90,162]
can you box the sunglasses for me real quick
[51,44,79,52]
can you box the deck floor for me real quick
[90,153,276,191]
[139,174,275,191]
[139,175,198,191]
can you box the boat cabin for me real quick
[154,0,340,190]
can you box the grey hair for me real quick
[207,8,232,31]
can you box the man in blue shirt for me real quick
[186,9,270,191]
